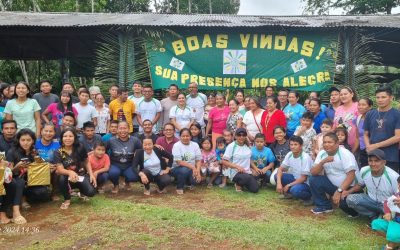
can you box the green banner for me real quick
[147,30,337,91]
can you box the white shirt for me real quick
[169,105,195,131]
[357,166,399,203]
[243,110,263,138]
[223,142,252,179]
[281,151,313,181]
[172,141,202,168]
[144,151,162,176]
[136,98,162,132]
[314,147,358,187]
[186,93,207,127]
[73,103,98,129]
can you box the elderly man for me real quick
[309,132,359,216]
[186,82,207,130]
[345,149,399,223]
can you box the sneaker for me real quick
[303,199,314,206]
[279,194,293,199]
[311,207,333,214]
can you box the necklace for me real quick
[371,175,383,201]
[376,108,389,129]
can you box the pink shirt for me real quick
[208,106,230,134]
[47,103,78,128]
[334,102,359,148]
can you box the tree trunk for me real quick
[209,0,212,14]
[188,0,191,13]
[18,60,29,85]
[177,0,179,13]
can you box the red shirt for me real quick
[155,136,179,155]
[88,153,110,172]
[261,109,287,144]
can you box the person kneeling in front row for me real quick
[275,136,313,205]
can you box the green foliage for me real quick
[156,0,240,14]
[302,0,400,14]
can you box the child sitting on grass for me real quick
[200,136,220,187]
[87,141,110,193]
[372,176,400,250]
[294,111,316,157]
[251,133,275,187]
[312,119,333,160]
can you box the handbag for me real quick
[27,156,51,186]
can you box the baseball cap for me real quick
[329,86,339,93]
[367,149,385,160]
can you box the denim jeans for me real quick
[108,165,139,186]
[346,193,383,218]
[275,173,312,201]
[96,172,109,186]
[309,175,358,216]
[171,166,196,190]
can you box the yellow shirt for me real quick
[109,99,136,132]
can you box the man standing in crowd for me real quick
[33,80,59,124]
[325,87,341,120]
[73,89,98,131]
[345,149,399,223]
[62,82,79,103]
[128,81,144,132]
[105,84,119,104]
[278,89,289,110]
[259,86,275,109]
[309,132,359,216]
[364,86,400,172]
[0,119,17,152]
[186,82,207,131]
[109,88,136,134]
[136,85,162,133]
[161,84,179,127]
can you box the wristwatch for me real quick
[337,188,343,193]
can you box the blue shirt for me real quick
[284,104,306,134]
[313,111,327,134]
[251,146,276,169]
[215,147,226,161]
[364,108,400,162]
[35,139,61,163]
[102,133,114,142]
[324,105,336,121]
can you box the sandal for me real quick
[176,189,184,195]
[157,188,166,194]
[144,189,151,196]
[11,215,27,224]
[235,184,242,192]
[60,202,70,210]
[21,201,31,210]
[0,218,11,224]
[111,186,119,194]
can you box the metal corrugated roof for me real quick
[0,12,399,28]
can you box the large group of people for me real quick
[0,80,399,249]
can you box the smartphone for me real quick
[21,157,29,162]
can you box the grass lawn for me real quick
[0,185,385,249]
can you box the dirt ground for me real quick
[0,185,380,249]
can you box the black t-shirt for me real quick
[53,144,88,174]
[6,147,34,176]
[0,135,14,153]
[133,133,158,144]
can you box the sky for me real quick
[238,0,400,15]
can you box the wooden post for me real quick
[343,28,357,89]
